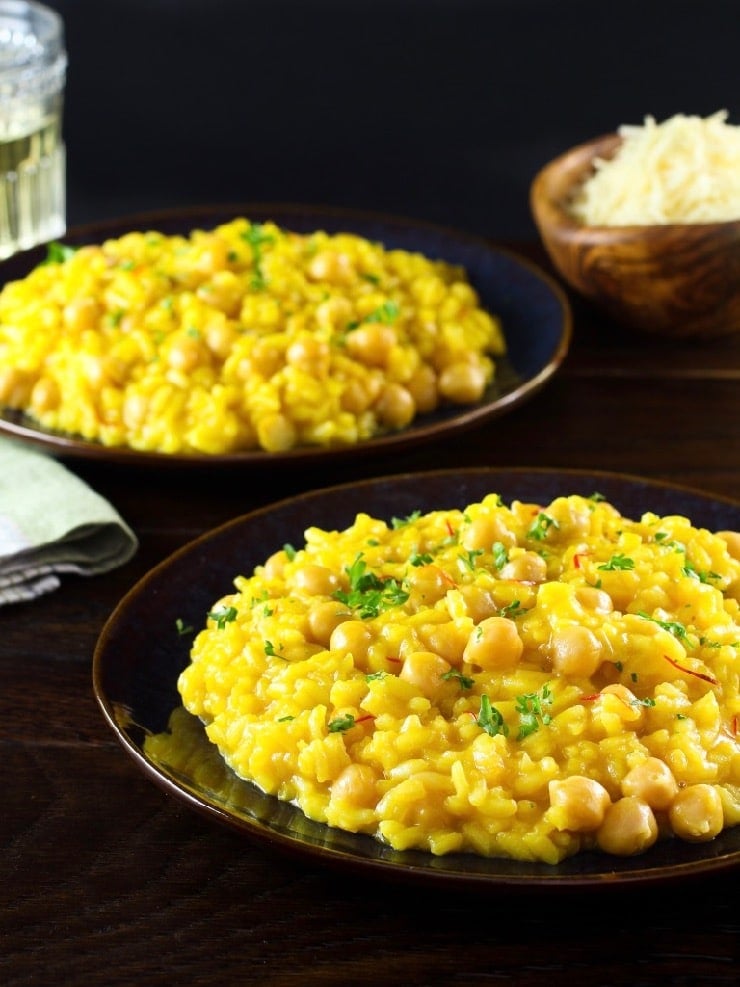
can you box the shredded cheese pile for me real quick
[570,110,740,226]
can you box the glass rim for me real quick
[0,0,65,99]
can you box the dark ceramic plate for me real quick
[0,203,570,467]
[93,467,740,889]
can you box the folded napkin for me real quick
[0,438,138,605]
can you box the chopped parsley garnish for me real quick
[442,669,475,690]
[476,695,509,737]
[491,541,509,570]
[458,549,483,572]
[637,611,692,644]
[681,561,720,584]
[409,551,434,567]
[365,300,399,323]
[42,241,77,265]
[175,617,194,636]
[598,553,635,571]
[515,684,553,739]
[207,605,238,629]
[264,640,286,659]
[333,553,409,619]
[241,222,274,289]
[347,300,400,331]
[391,510,422,529]
[527,513,559,541]
[328,713,356,733]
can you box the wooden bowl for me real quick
[530,134,740,338]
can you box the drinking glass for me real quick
[0,0,66,259]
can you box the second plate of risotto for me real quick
[93,467,740,888]
[0,204,570,467]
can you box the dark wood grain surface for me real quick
[2,245,739,987]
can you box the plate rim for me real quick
[0,202,572,467]
[93,465,740,889]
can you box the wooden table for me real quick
[2,245,739,986]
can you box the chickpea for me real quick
[399,650,454,701]
[122,391,148,430]
[286,335,331,378]
[307,600,350,646]
[461,514,516,552]
[292,564,341,597]
[241,341,282,379]
[196,270,243,316]
[406,565,454,609]
[345,324,397,368]
[458,584,498,623]
[574,585,613,614]
[717,530,740,561]
[548,776,611,831]
[330,620,373,668]
[596,797,659,856]
[0,367,34,406]
[195,238,228,274]
[30,377,60,413]
[315,296,353,331]
[669,784,724,842]
[500,552,548,584]
[307,250,355,284]
[262,549,289,581]
[63,296,101,332]
[167,334,208,373]
[549,624,603,677]
[204,319,238,360]
[550,501,594,541]
[340,378,378,414]
[374,382,415,429]
[256,413,297,453]
[81,355,108,388]
[331,763,379,807]
[405,364,438,413]
[621,757,679,810]
[417,620,468,665]
[437,360,488,404]
[463,615,523,670]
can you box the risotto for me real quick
[177,492,740,863]
[0,218,505,454]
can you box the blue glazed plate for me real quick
[0,204,570,468]
[93,467,740,889]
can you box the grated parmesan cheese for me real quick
[570,110,740,226]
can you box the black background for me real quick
[44,0,740,241]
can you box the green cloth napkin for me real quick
[0,438,138,605]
